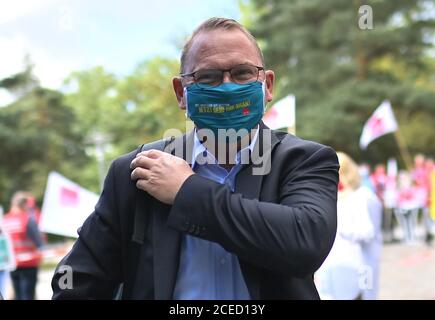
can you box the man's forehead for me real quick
[185,29,261,70]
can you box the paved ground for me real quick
[4,237,435,300]
[378,242,435,299]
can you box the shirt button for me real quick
[199,227,206,237]
[220,258,226,265]
[183,222,189,232]
[188,224,196,234]
[194,225,201,236]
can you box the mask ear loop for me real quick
[262,80,267,113]
[183,86,189,119]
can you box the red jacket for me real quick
[2,209,42,268]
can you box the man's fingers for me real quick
[137,149,163,159]
[131,167,151,181]
[136,178,149,192]
[130,154,157,170]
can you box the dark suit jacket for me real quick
[51,123,339,299]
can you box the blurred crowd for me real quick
[315,153,434,300]
[366,154,434,245]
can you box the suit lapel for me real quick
[235,122,282,299]
[235,122,281,198]
[152,132,194,299]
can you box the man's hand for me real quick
[130,149,194,204]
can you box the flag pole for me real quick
[390,101,412,171]
[393,129,413,171]
[288,96,296,135]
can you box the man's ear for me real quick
[172,77,186,110]
[264,70,275,103]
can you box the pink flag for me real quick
[60,186,79,207]
[359,100,398,150]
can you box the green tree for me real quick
[0,87,88,208]
[0,55,39,96]
[0,55,199,208]
[62,57,186,188]
[114,57,187,151]
[249,0,435,165]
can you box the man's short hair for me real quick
[180,17,265,73]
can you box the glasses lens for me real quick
[194,69,222,87]
[231,65,258,84]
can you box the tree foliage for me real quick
[249,0,435,165]
[0,57,184,208]
[0,87,88,207]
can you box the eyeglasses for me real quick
[180,64,264,87]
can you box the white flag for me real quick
[263,94,296,131]
[359,100,398,150]
[40,172,99,238]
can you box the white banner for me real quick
[40,172,99,238]
[263,94,296,132]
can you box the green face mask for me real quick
[185,81,265,138]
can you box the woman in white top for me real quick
[316,152,375,300]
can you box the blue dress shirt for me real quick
[173,129,259,300]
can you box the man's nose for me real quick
[222,70,232,83]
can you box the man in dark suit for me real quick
[52,17,339,300]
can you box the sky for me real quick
[0,0,241,105]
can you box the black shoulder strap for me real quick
[131,136,175,244]
[115,136,176,300]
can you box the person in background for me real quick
[383,160,398,243]
[412,154,428,189]
[25,196,40,222]
[395,171,420,244]
[316,152,375,300]
[371,163,397,243]
[412,155,433,245]
[358,176,383,300]
[371,164,387,202]
[2,192,44,300]
[358,163,375,193]
[424,158,434,245]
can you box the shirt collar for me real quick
[191,126,259,169]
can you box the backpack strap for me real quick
[131,136,175,244]
[115,136,176,299]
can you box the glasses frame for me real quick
[180,64,265,86]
